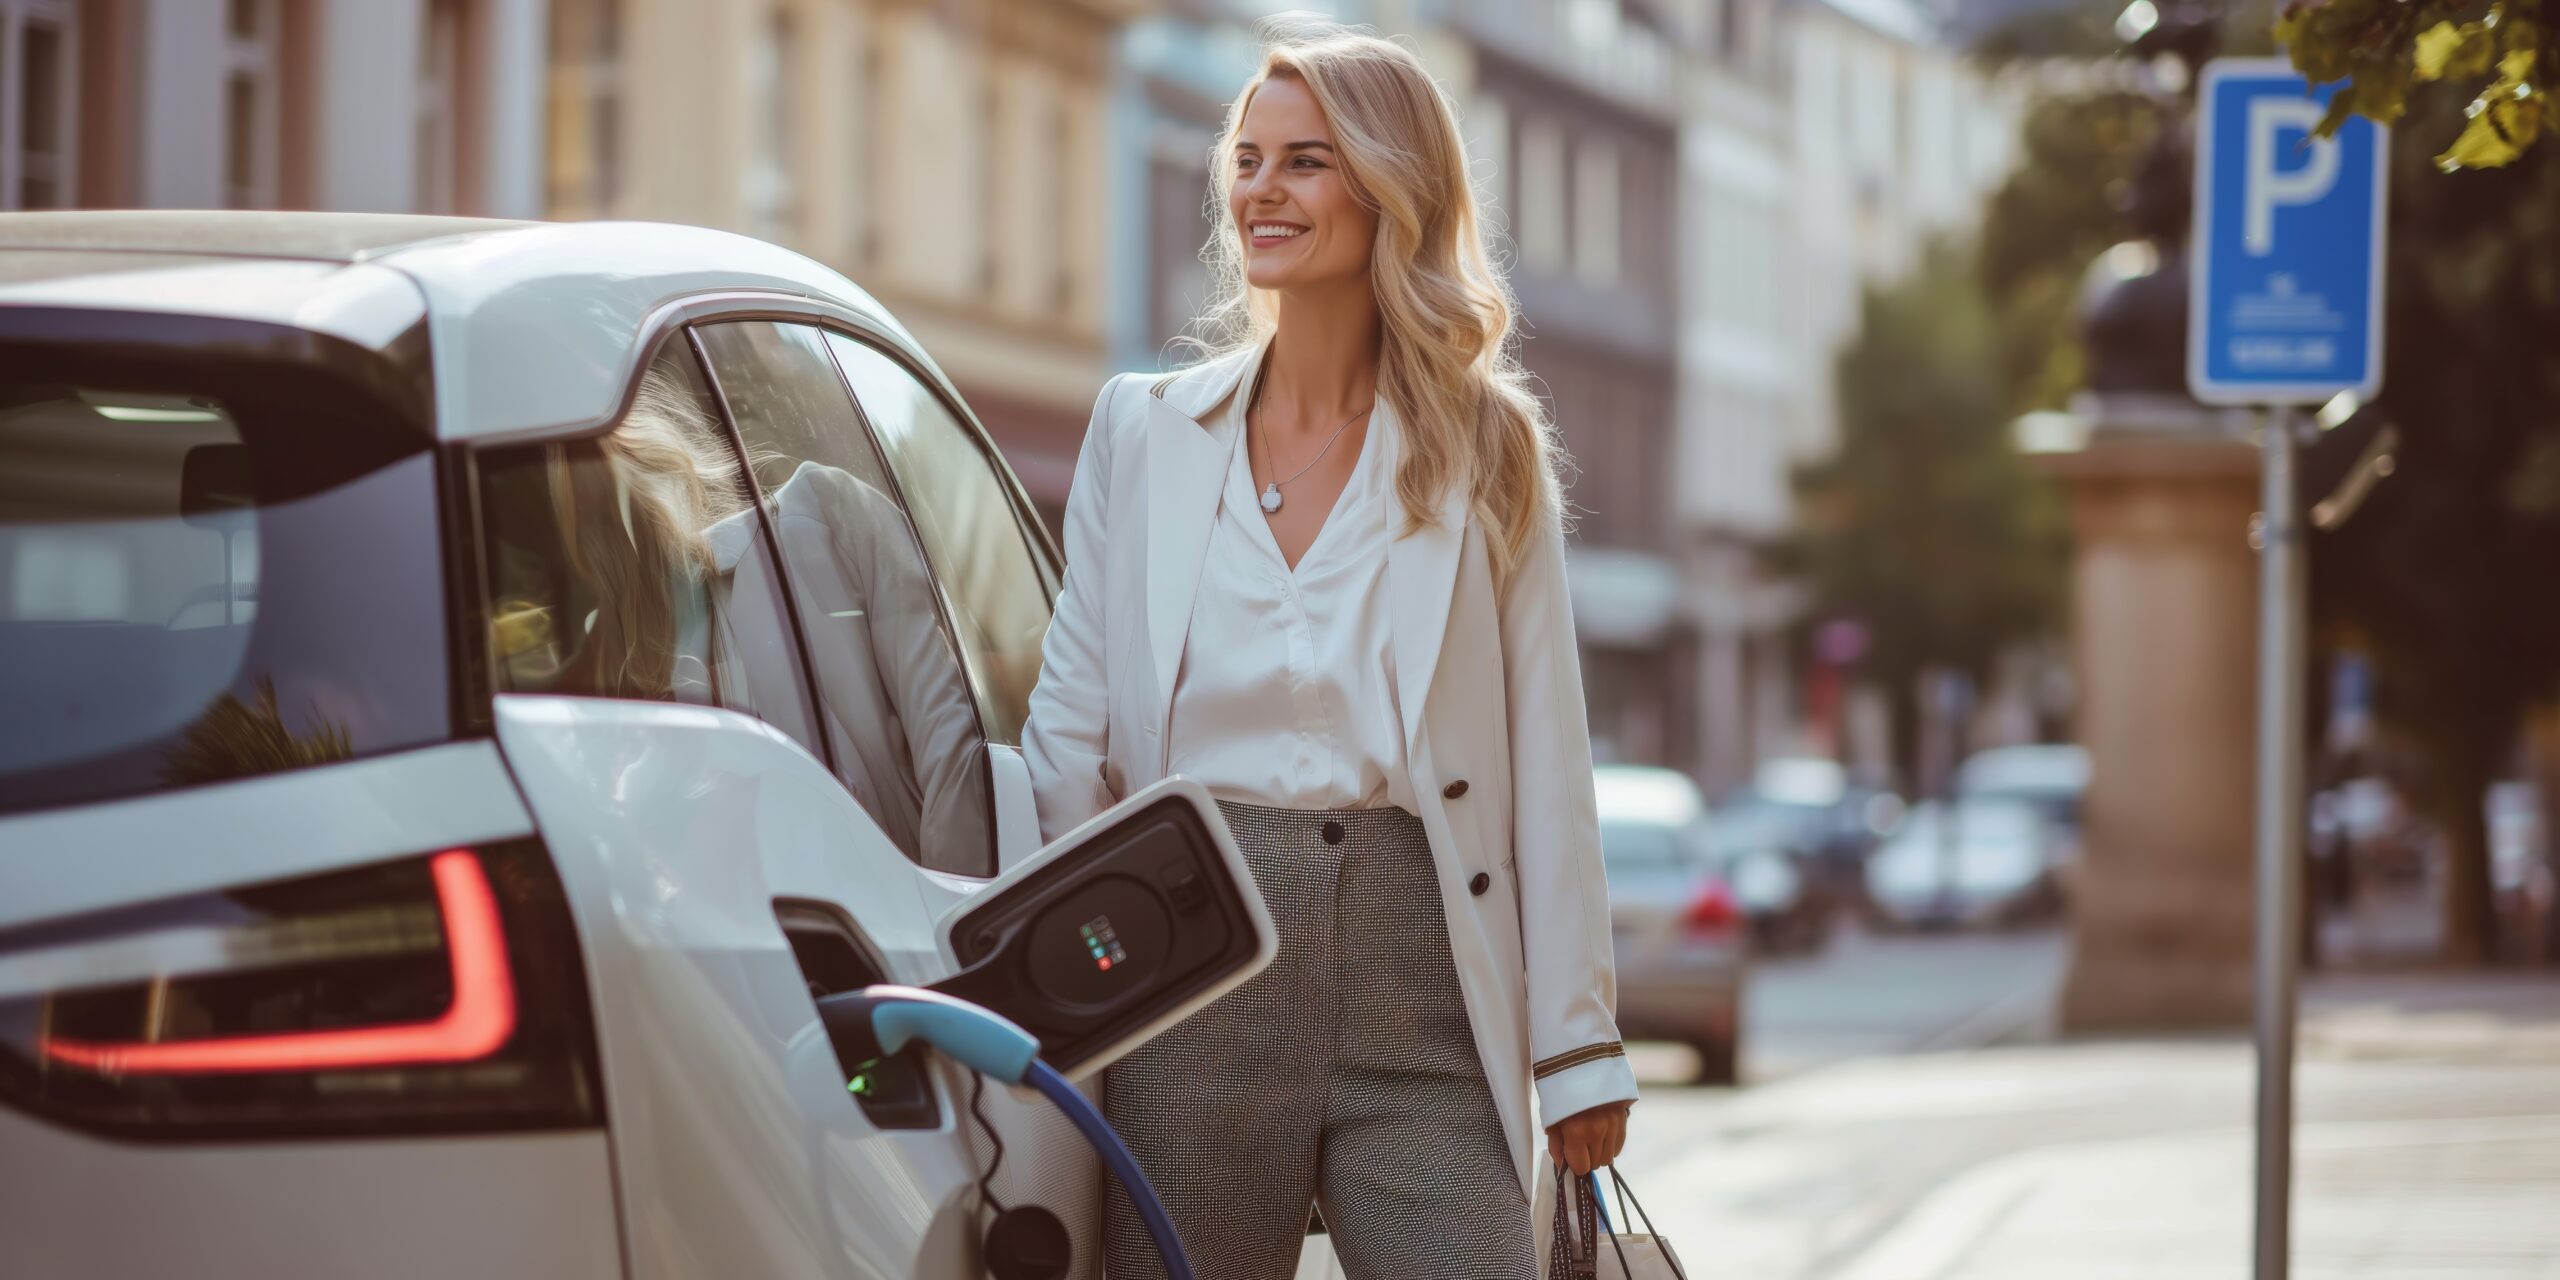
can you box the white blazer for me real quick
[1022,345,1639,1199]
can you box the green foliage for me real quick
[1979,90,2171,414]
[2310,88,2560,959]
[1794,247,2070,781]
[2278,0,2556,170]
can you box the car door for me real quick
[813,327,1060,878]
[476,331,1021,1280]
[690,318,1101,1275]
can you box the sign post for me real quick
[2188,59,2388,1280]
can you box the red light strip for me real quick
[39,850,518,1075]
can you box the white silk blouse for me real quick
[1163,381,1407,812]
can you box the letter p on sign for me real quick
[2245,95,2338,256]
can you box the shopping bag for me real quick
[1546,1161,1688,1280]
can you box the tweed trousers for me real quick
[1103,801,1533,1280]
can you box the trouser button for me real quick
[1321,820,1345,845]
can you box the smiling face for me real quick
[1227,73,1378,296]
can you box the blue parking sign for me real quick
[2188,60,2388,405]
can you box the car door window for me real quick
[473,339,823,756]
[694,320,994,877]
[822,333,1055,744]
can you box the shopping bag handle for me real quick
[1600,1165,1689,1280]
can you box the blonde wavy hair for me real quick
[1188,16,1564,581]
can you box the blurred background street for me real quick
[14,0,2560,1277]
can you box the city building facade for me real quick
[547,0,1143,530]
[3,0,546,216]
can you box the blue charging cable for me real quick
[821,985,1194,1280]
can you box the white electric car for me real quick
[0,212,1270,1280]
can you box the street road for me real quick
[1612,933,2560,1280]
[1623,920,2071,1085]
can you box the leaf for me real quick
[2438,93,2543,169]
[2415,21,2499,82]
[2415,22,2464,79]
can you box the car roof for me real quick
[0,210,537,261]
[1594,765,1706,827]
[0,212,921,443]
[1956,744,2091,793]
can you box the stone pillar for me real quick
[2043,426,2262,1029]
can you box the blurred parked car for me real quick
[2314,775,2431,881]
[1701,800,1836,955]
[1863,799,2068,929]
[1955,745,2089,830]
[1713,757,1903,946]
[1596,766,1747,1084]
[2489,780,2558,962]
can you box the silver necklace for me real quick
[1252,400,1371,514]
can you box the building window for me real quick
[1516,115,1566,274]
[847,15,874,263]
[1573,136,1621,285]
[3,0,77,210]
[221,0,283,209]
[415,0,461,213]
[547,0,622,219]
[746,6,799,244]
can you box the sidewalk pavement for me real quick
[1616,967,2560,1280]
[1828,971,2560,1280]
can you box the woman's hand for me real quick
[1545,1100,1632,1176]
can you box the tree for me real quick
[2279,0,2557,170]
[2309,81,2560,962]
[1793,247,2069,789]
[1978,88,2174,414]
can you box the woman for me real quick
[1023,19,1634,1278]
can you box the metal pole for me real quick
[2253,406,2306,1280]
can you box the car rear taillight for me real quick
[0,841,598,1141]
[1682,878,1741,937]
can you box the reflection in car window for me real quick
[0,373,448,814]
[473,342,821,754]
[823,333,1054,744]
[695,321,994,877]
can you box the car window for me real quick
[694,320,994,877]
[0,362,448,814]
[1601,822,1693,871]
[822,333,1053,744]
[472,339,822,757]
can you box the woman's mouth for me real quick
[1248,222,1308,249]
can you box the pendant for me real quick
[1261,483,1284,514]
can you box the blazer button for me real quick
[1469,872,1492,896]
[1321,820,1345,846]
[1442,779,1470,799]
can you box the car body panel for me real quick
[0,1119,623,1280]
[374,221,916,443]
[0,741,533,929]
[0,743,615,1275]
[491,694,1101,1280]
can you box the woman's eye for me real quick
[1291,156,1325,169]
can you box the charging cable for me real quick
[820,985,1194,1280]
